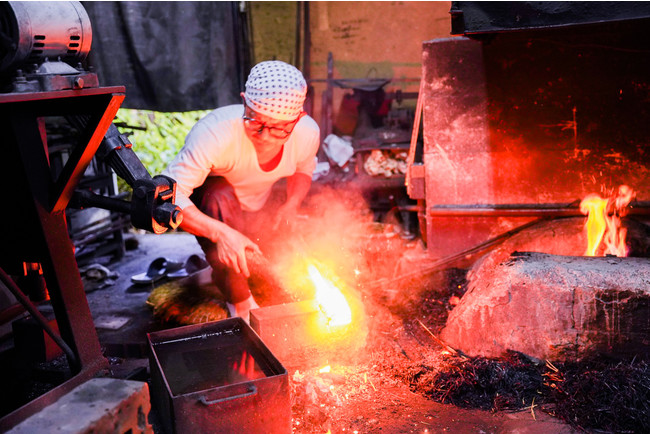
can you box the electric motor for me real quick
[0,1,92,72]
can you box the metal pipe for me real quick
[428,201,650,217]
[429,206,582,217]
[397,204,424,213]
[294,1,301,68]
[326,52,333,138]
[308,77,421,84]
[72,189,131,214]
[362,216,556,291]
[365,200,650,291]
[302,1,310,78]
[0,266,78,368]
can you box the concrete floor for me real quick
[86,230,206,360]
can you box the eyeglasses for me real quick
[242,112,304,139]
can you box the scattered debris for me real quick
[363,149,408,177]
[93,315,130,330]
[391,340,650,433]
[79,263,118,292]
[544,357,650,433]
[399,350,544,412]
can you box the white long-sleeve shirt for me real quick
[163,104,320,212]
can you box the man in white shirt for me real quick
[163,61,320,321]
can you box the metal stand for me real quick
[0,86,125,431]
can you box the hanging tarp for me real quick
[83,1,249,112]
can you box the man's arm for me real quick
[285,172,312,209]
[180,204,261,277]
[272,172,312,230]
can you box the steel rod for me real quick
[0,266,78,367]
[308,77,421,84]
[428,201,650,217]
[362,216,554,291]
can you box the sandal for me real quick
[167,254,210,278]
[131,257,184,285]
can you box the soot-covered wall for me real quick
[421,19,650,257]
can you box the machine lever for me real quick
[69,123,183,234]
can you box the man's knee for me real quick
[190,177,240,221]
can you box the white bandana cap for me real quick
[244,60,307,121]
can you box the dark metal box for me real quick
[147,318,290,434]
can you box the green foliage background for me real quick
[113,109,210,193]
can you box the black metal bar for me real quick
[71,189,131,214]
[0,266,77,367]
[50,94,124,212]
[308,77,421,84]
[428,202,650,217]
[363,216,556,291]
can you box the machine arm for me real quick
[70,123,183,234]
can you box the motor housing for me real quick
[0,1,92,73]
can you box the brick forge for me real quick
[250,300,368,370]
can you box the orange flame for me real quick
[579,185,634,257]
[308,264,352,327]
[231,351,265,382]
[580,194,608,256]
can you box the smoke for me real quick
[254,186,376,300]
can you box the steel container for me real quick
[147,318,290,434]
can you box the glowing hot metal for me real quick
[308,265,352,327]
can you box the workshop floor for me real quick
[79,229,575,434]
[85,230,205,359]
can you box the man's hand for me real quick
[272,202,298,231]
[178,205,262,277]
[216,226,262,277]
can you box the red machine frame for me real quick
[0,86,125,430]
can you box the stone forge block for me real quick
[8,378,153,434]
[442,252,650,361]
[250,300,364,370]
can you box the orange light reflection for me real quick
[308,264,352,327]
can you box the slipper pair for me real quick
[131,254,209,285]
[167,254,210,278]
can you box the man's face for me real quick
[241,97,303,152]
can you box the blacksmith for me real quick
[163,60,320,322]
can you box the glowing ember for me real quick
[319,365,331,373]
[308,264,352,326]
[579,185,635,257]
